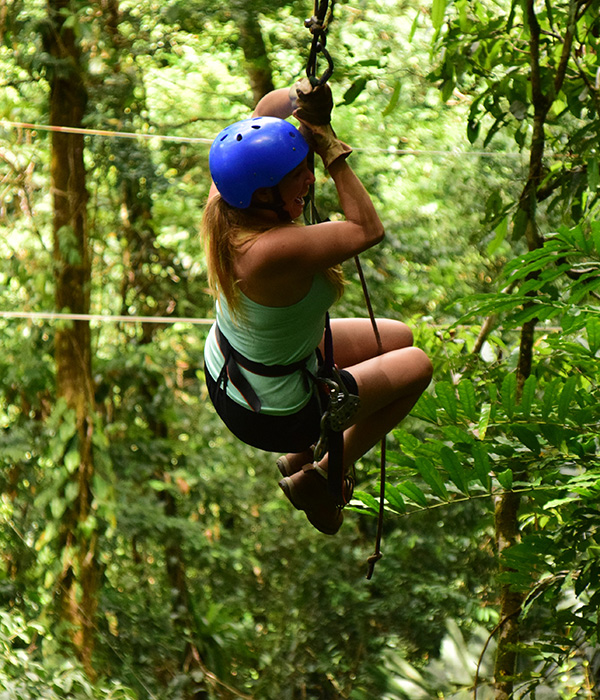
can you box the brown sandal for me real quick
[276,446,315,478]
[278,463,343,535]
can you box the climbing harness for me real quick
[214,318,357,509]
[214,324,315,414]
[302,1,387,578]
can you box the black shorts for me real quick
[204,365,358,454]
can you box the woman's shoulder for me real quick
[235,223,304,275]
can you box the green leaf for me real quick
[442,425,475,446]
[467,119,480,144]
[341,77,368,106]
[478,402,492,439]
[487,216,509,256]
[397,481,429,508]
[432,0,446,30]
[64,450,80,474]
[65,480,78,504]
[390,429,421,456]
[511,425,541,454]
[542,378,561,420]
[501,373,516,419]
[435,381,458,421]
[383,80,401,117]
[408,9,420,41]
[384,483,406,513]
[457,379,477,421]
[540,423,565,450]
[92,474,112,502]
[440,446,469,495]
[471,442,491,491]
[557,375,578,422]
[496,469,513,490]
[415,457,449,500]
[50,497,66,520]
[149,479,168,492]
[413,392,439,423]
[568,224,591,255]
[570,275,600,305]
[352,490,380,513]
[587,316,600,354]
[592,221,600,257]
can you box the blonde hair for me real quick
[202,194,345,313]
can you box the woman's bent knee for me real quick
[377,319,414,351]
[401,346,433,391]
[419,350,434,387]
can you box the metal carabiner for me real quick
[304,0,335,87]
[305,29,334,87]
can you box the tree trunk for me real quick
[46,0,97,677]
[493,490,524,700]
[493,1,553,696]
[238,11,276,105]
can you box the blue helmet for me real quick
[209,116,310,208]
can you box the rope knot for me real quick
[367,552,383,565]
[304,15,324,35]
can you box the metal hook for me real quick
[306,35,334,87]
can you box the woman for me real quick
[203,82,432,535]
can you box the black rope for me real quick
[302,1,387,577]
[305,0,335,86]
[355,256,386,580]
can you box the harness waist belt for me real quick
[215,324,315,413]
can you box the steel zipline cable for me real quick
[0,119,526,159]
[0,311,214,325]
[0,119,213,144]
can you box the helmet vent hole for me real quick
[251,125,261,130]
[289,132,296,138]
[220,135,228,142]
[236,134,243,141]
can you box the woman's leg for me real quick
[333,345,432,469]
[281,318,431,472]
[278,317,431,534]
[327,317,415,366]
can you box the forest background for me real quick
[0,0,599,698]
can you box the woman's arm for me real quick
[247,104,385,275]
[252,88,295,119]
[242,156,384,280]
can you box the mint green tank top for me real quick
[204,274,337,415]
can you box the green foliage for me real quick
[382,620,497,699]
[0,610,137,699]
[350,217,600,693]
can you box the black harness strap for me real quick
[320,312,346,506]
[215,324,314,413]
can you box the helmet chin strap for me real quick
[250,186,292,222]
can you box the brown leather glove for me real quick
[289,78,334,126]
[294,113,353,170]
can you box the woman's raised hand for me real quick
[289,78,333,125]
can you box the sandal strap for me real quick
[302,461,329,480]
